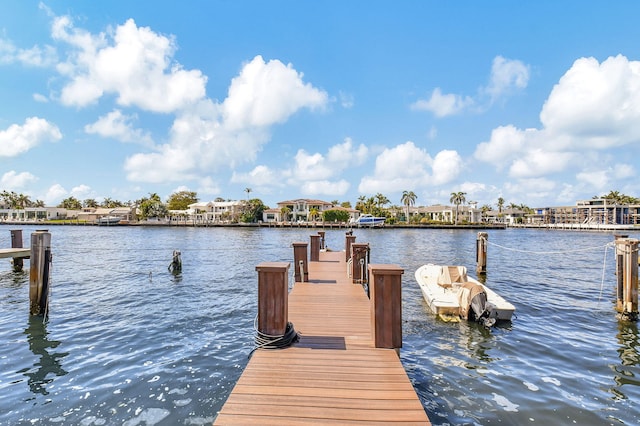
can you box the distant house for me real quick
[76,207,136,223]
[263,199,358,222]
[0,207,67,222]
[411,204,482,224]
[187,200,244,222]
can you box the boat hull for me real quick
[415,264,515,321]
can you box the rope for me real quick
[249,315,298,358]
[481,237,614,255]
[597,242,614,304]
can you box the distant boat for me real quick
[96,216,121,225]
[415,264,515,326]
[351,214,386,227]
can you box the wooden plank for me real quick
[214,249,431,425]
[0,248,30,259]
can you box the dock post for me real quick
[368,264,403,353]
[351,243,369,284]
[318,231,326,250]
[476,232,488,275]
[292,242,308,282]
[310,235,321,262]
[614,238,638,321]
[10,229,23,272]
[256,262,290,336]
[345,233,356,262]
[29,230,51,317]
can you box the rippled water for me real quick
[0,225,638,425]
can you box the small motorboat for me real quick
[96,216,122,225]
[415,264,515,326]
[351,214,386,227]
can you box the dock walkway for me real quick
[214,250,430,425]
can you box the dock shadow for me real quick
[295,335,346,350]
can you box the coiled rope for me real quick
[249,315,299,358]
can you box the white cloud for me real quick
[0,38,57,67]
[222,55,328,129]
[44,184,67,205]
[231,165,281,187]
[53,17,207,112]
[33,93,49,103]
[0,117,62,157]
[358,142,432,193]
[509,149,574,178]
[483,56,530,101]
[301,180,350,196]
[70,184,94,200]
[540,55,640,148]
[431,150,464,185]
[197,177,222,195]
[1,171,38,188]
[410,88,474,117]
[85,109,153,146]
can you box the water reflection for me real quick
[18,316,68,396]
[611,320,640,399]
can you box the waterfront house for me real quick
[187,200,244,223]
[263,199,358,223]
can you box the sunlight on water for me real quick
[0,226,638,425]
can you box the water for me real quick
[1,225,638,425]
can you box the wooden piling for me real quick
[10,229,23,272]
[476,232,488,274]
[318,231,326,250]
[368,264,403,351]
[292,242,308,282]
[345,233,356,262]
[29,230,51,317]
[256,262,290,336]
[351,243,369,284]
[614,238,638,320]
[310,235,321,262]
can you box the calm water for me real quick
[1,225,639,425]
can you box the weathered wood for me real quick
[615,238,638,319]
[11,229,24,272]
[369,264,404,350]
[256,262,290,335]
[345,233,356,262]
[317,231,326,249]
[476,232,488,274]
[292,242,308,282]
[309,235,320,262]
[350,243,369,284]
[29,230,51,316]
[0,248,31,259]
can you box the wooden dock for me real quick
[214,249,431,425]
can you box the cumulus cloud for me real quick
[359,141,454,194]
[44,183,67,205]
[1,171,38,188]
[222,55,328,129]
[412,56,529,117]
[301,180,350,196]
[410,88,474,117]
[476,55,640,188]
[0,117,62,157]
[85,109,153,146]
[231,165,281,188]
[483,56,530,101]
[53,17,207,112]
[124,55,329,183]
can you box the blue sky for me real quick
[2,1,640,209]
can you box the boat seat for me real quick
[437,266,468,288]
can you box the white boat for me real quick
[415,264,515,325]
[96,216,121,225]
[351,214,386,227]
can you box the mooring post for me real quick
[368,264,403,353]
[345,233,356,262]
[11,229,23,272]
[614,238,638,320]
[317,231,326,250]
[29,230,51,317]
[476,232,488,274]
[292,242,308,282]
[351,243,369,284]
[310,235,321,262]
[256,262,290,336]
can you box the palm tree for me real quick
[401,191,417,223]
[244,187,252,200]
[375,193,390,208]
[280,206,291,222]
[309,207,319,222]
[497,197,505,213]
[450,192,466,224]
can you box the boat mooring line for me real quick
[482,238,614,255]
